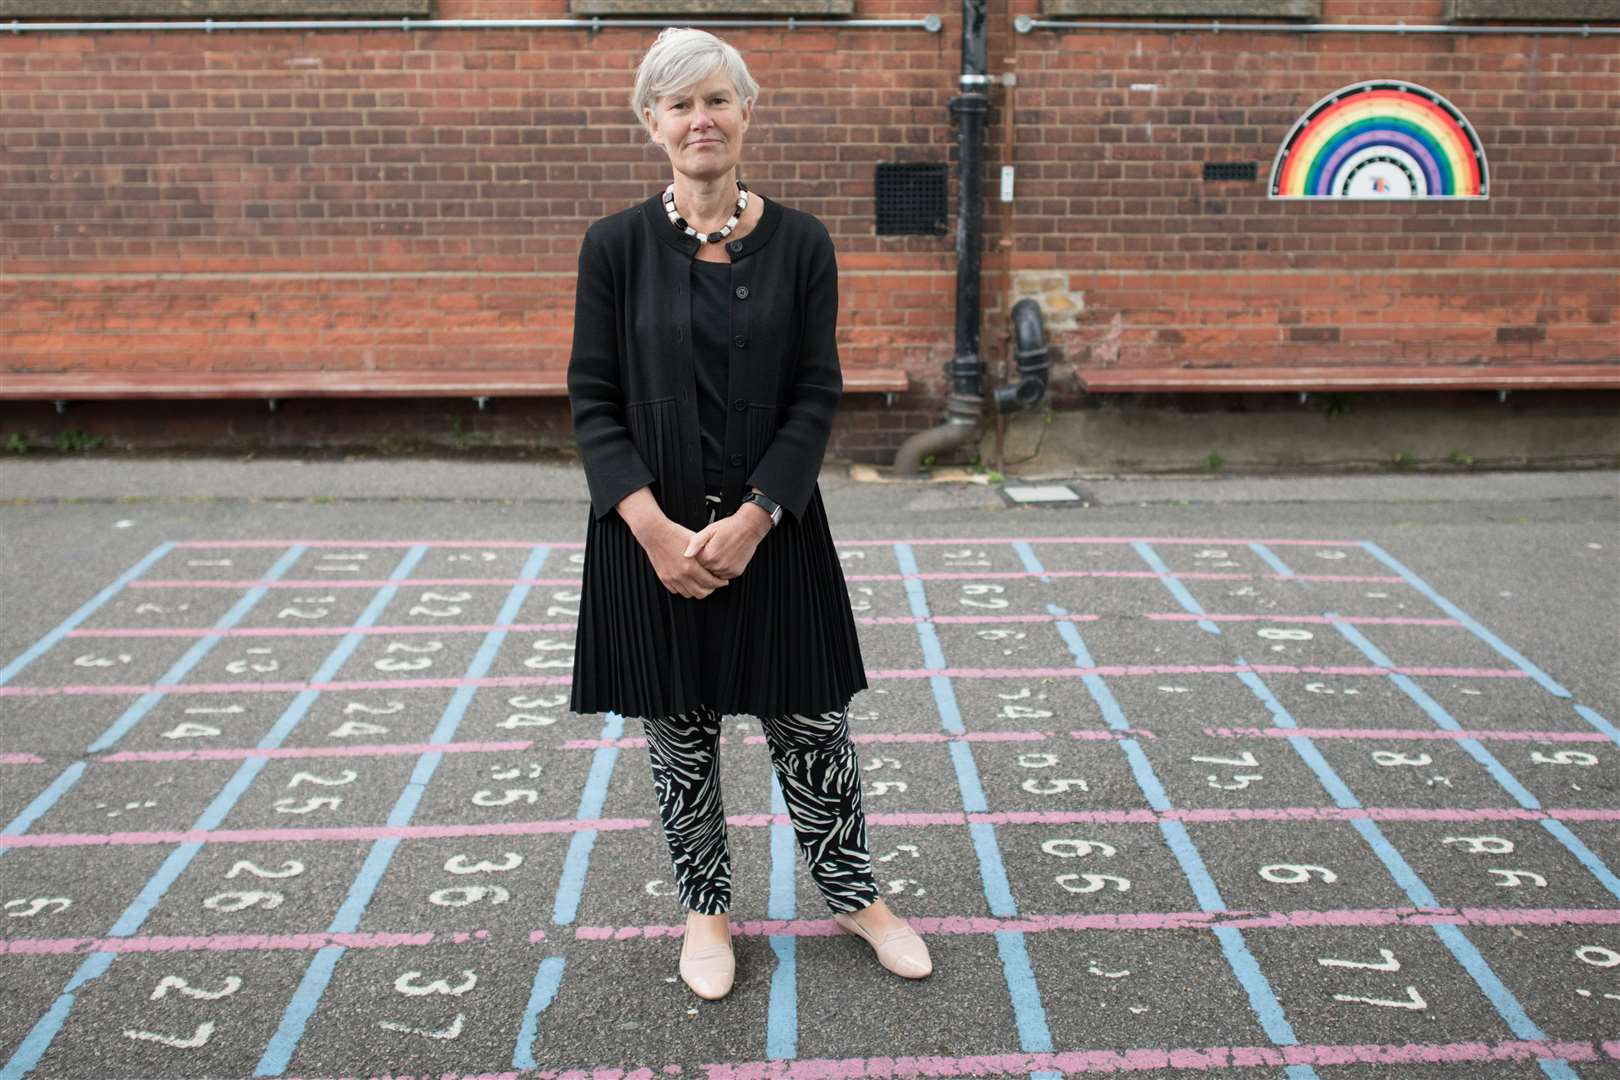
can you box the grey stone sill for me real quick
[0,0,431,15]
[1037,0,1319,16]
[1446,0,1619,19]
[571,0,853,12]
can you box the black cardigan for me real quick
[566,192,868,720]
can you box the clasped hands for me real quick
[645,506,771,599]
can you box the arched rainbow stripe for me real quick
[1270,81,1487,199]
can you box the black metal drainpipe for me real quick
[892,0,990,476]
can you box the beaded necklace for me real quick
[662,180,749,244]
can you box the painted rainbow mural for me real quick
[1270,81,1487,200]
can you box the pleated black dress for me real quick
[566,193,869,723]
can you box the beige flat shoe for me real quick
[679,930,735,1000]
[832,910,933,979]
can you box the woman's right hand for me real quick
[640,518,730,599]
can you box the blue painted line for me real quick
[1011,541,1049,583]
[1432,924,1576,1080]
[1026,548,1312,1072]
[511,956,567,1071]
[1132,541,1220,634]
[1230,638,1578,1079]
[1248,542,1299,581]
[515,709,626,1068]
[1049,606,1128,732]
[87,545,309,753]
[3,545,424,1080]
[1539,819,1620,902]
[0,952,116,1080]
[893,543,1055,1057]
[551,713,624,927]
[0,542,173,688]
[994,931,1054,1053]
[766,770,799,1061]
[1359,540,1570,698]
[1211,926,1306,1051]
[1574,704,1620,748]
[1160,819,1226,913]
[256,545,547,1077]
[1331,619,1544,810]
[1347,818,1440,907]
[1119,740,1171,813]
[2,762,87,841]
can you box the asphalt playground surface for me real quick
[0,458,1617,1080]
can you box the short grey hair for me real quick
[630,27,760,135]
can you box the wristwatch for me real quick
[741,490,783,527]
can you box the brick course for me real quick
[1,0,1615,461]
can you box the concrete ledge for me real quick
[1446,0,1617,19]
[0,0,432,14]
[570,0,853,13]
[984,398,1620,475]
[1038,0,1318,17]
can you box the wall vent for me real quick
[1203,161,1259,182]
[875,163,949,236]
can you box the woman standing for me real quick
[566,27,932,1001]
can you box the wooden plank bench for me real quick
[1075,364,1620,401]
[0,369,912,412]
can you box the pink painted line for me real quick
[101,740,532,764]
[8,806,1616,851]
[130,577,581,589]
[127,569,1403,589]
[560,730,1109,750]
[1205,725,1611,743]
[0,817,654,850]
[700,1040,1607,1076]
[0,663,1531,699]
[1149,612,1459,627]
[863,613,1101,624]
[66,614,1103,639]
[273,1038,1613,1079]
[0,753,47,765]
[0,929,494,957]
[15,907,1615,961]
[65,611,1466,640]
[68,623,578,639]
[863,664,1526,681]
[572,906,1620,942]
[174,535,1366,549]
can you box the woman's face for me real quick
[643,66,751,185]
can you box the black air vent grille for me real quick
[875,163,949,236]
[1203,161,1259,182]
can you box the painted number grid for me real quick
[0,534,1616,1079]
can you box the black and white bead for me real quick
[662,180,749,244]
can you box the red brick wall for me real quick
[2,0,1615,460]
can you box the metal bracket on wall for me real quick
[266,398,278,413]
[52,400,66,416]
[474,396,490,411]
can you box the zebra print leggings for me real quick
[638,703,882,916]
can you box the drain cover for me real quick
[1002,484,1086,504]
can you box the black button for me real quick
[733,335,747,349]
[728,453,744,467]
[734,285,750,300]
[727,240,743,254]
[732,397,747,411]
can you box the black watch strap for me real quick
[742,491,783,526]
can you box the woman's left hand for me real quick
[683,513,769,581]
